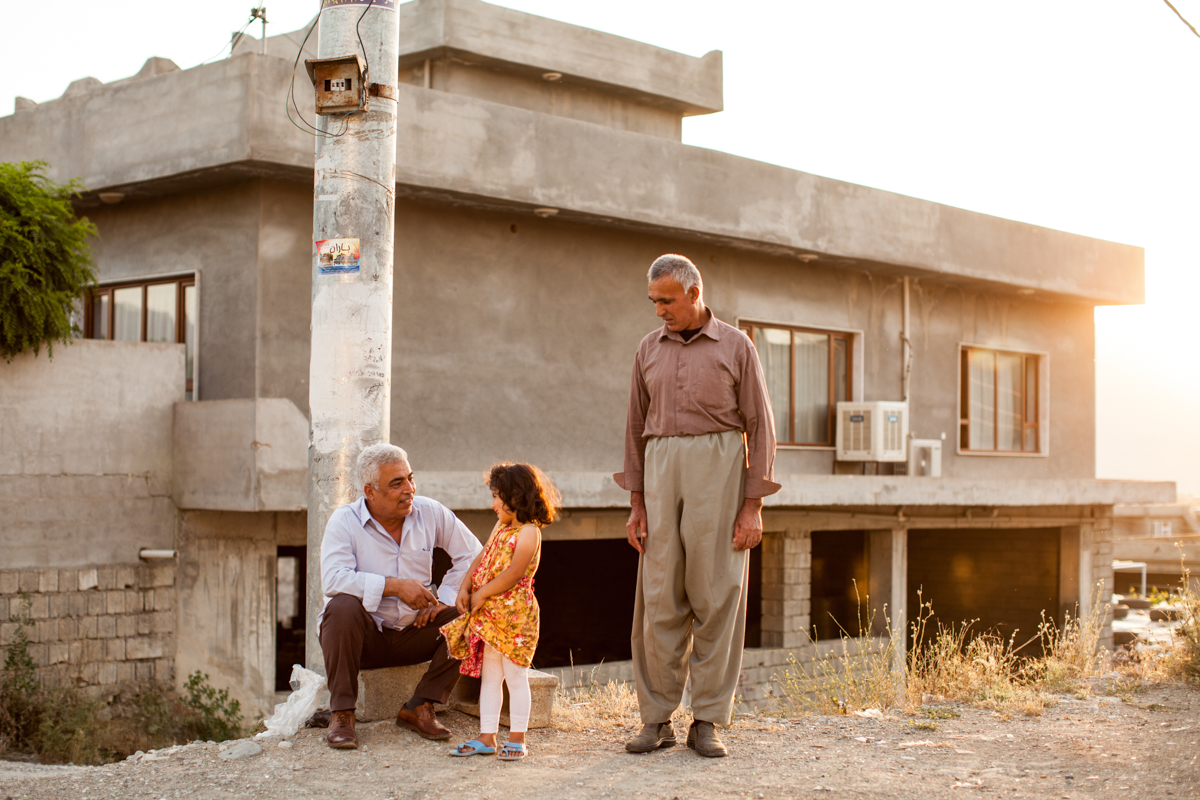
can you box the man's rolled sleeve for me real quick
[432,503,483,606]
[737,340,782,499]
[614,347,650,493]
[321,509,387,612]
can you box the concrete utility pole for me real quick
[306,0,400,673]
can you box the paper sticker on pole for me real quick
[320,0,397,9]
[316,238,361,275]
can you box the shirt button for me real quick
[679,363,684,367]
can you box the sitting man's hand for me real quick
[412,602,449,628]
[384,577,437,609]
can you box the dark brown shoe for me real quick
[395,701,451,740]
[686,720,728,758]
[326,710,358,749]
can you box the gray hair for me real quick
[357,443,410,489]
[647,254,702,292]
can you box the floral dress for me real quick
[441,522,541,677]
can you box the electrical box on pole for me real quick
[305,0,400,674]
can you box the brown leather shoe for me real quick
[395,701,451,740]
[686,720,728,758]
[326,710,358,749]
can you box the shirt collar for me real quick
[350,496,404,536]
[659,308,722,344]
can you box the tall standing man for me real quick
[319,443,482,749]
[615,254,780,758]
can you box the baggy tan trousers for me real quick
[631,430,749,725]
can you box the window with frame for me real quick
[742,323,852,446]
[85,276,197,399]
[959,346,1039,453]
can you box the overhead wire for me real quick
[1161,0,1200,39]
[197,15,256,66]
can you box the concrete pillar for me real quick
[867,528,907,665]
[760,529,810,649]
[1059,526,1081,624]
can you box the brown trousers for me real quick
[319,594,462,713]
[631,430,749,726]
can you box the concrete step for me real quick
[355,662,558,728]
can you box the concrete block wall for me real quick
[0,563,176,695]
[761,530,811,648]
[1091,512,1115,651]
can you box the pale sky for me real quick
[4,0,1198,495]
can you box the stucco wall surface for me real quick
[0,340,183,568]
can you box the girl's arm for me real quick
[455,538,492,614]
[470,524,541,612]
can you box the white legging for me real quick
[479,643,531,734]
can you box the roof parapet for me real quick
[395,0,723,116]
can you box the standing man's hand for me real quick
[412,602,449,628]
[384,577,437,609]
[626,491,648,553]
[733,497,764,551]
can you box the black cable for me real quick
[199,16,255,66]
[355,0,377,109]
[287,14,345,138]
[1162,0,1200,39]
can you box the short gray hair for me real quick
[358,443,409,489]
[647,254,702,292]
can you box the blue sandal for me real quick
[497,741,528,761]
[450,739,496,757]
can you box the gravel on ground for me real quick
[2,683,1197,799]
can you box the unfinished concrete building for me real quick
[0,0,1174,714]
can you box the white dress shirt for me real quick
[319,496,483,632]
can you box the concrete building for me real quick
[1112,503,1200,595]
[0,0,1174,714]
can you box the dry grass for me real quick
[550,661,691,734]
[772,586,1109,720]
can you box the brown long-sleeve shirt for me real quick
[613,311,781,499]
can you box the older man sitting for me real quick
[319,443,482,749]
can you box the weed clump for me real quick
[1,600,243,764]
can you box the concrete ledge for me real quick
[447,670,558,729]
[355,663,558,728]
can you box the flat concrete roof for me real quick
[0,38,1143,304]
[396,0,723,115]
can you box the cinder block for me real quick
[106,638,126,661]
[124,590,142,613]
[148,564,176,589]
[155,657,174,683]
[39,570,59,593]
[28,594,49,620]
[35,620,56,643]
[135,661,156,682]
[150,612,173,634]
[98,661,118,685]
[58,570,78,593]
[48,593,68,618]
[84,638,105,663]
[97,568,116,591]
[81,662,99,684]
[67,591,87,618]
[69,641,83,664]
[48,642,70,665]
[97,616,116,638]
[0,571,17,594]
[154,590,174,612]
[78,569,98,591]
[29,643,49,667]
[0,622,16,646]
[142,590,154,611]
[80,616,98,639]
[355,663,429,722]
[105,591,125,615]
[448,669,558,730]
[19,571,39,592]
[116,566,137,589]
[138,614,153,635]
[117,662,136,684]
[87,593,106,616]
[116,615,137,638]
[58,617,78,641]
[126,636,164,660]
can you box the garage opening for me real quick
[532,539,763,668]
[907,529,1059,654]
[810,530,868,641]
[275,546,306,692]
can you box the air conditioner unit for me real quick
[907,438,943,477]
[836,401,908,462]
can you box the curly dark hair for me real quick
[486,462,561,527]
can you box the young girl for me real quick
[441,462,558,761]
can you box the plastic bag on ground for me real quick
[255,665,327,740]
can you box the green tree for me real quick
[0,160,97,361]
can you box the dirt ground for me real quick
[3,682,1198,800]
